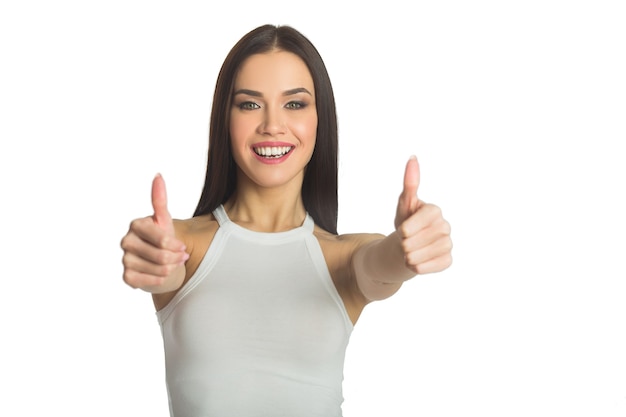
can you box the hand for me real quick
[394,156,452,274]
[121,174,188,292]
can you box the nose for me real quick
[258,106,286,136]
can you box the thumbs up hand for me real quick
[394,156,452,275]
[121,174,189,293]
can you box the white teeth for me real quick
[254,146,292,157]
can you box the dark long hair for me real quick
[192,24,339,234]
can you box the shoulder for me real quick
[173,214,220,280]
[314,226,385,323]
[314,227,385,254]
[315,229,386,282]
[173,214,219,240]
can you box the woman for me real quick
[121,24,452,416]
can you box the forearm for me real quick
[353,231,416,301]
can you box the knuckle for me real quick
[404,252,417,267]
[122,271,138,288]
[155,250,171,265]
[428,204,443,219]
[128,218,142,232]
[158,264,175,277]
[400,239,412,255]
[406,262,419,274]
[158,236,170,249]
[121,232,141,252]
[442,220,452,235]
[398,224,411,239]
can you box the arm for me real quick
[120,174,189,294]
[352,157,453,302]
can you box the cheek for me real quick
[229,114,249,147]
[292,116,318,146]
[228,116,249,170]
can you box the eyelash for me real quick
[238,101,260,110]
[236,101,307,110]
[285,101,306,110]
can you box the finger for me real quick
[152,173,173,231]
[402,155,420,206]
[122,231,189,264]
[395,156,422,228]
[123,251,184,278]
[410,253,453,275]
[404,234,453,267]
[397,203,443,238]
[401,218,451,253]
[123,268,166,290]
[127,217,186,251]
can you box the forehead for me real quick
[234,50,314,92]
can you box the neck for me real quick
[224,173,307,233]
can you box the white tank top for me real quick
[157,205,353,417]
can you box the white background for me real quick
[1,1,625,416]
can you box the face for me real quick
[229,50,318,191]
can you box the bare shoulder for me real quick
[173,214,220,279]
[153,214,220,311]
[314,229,385,283]
[314,227,385,323]
[314,227,385,253]
[173,214,219,242]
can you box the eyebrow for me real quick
[233,87,312,97]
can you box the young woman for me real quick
[121,24,452,416]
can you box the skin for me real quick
[120,50,453,325]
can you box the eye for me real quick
[285,101,306,110]
[238,101,260,110]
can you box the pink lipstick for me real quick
[251,142,295,164]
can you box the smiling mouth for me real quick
[253,146,294,158]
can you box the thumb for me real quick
[395,156,421,228]
[151,173,174,233]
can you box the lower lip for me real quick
[252,148,294,165]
